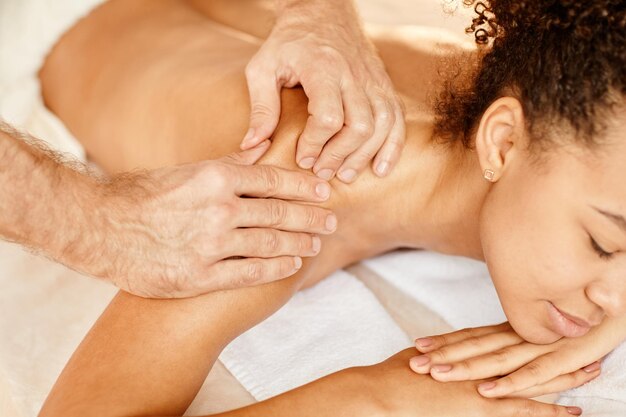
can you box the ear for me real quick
[474,97,527,182]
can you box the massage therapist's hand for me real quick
[78,141,337,299]
[240,0,406,183]
[409,320,626,398]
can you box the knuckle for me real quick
[247,261,265,284]
[572,370,590,386]
[326,149,350,163]
[208,165,233,192]
[548,404,562,417]
[524,361,544,378]
[305,208,320,228]
[299,234,312,253]
[498,375,516,391]
[464,335,485,349]
[244,61,263,80]
[466,327,486,338]
[522,401,539,416]
[377,110,394,129]
[210,203,235,228]
[432,335,448,348]
[430,349,449,363]
[456,359,474,375]
[269,201,287,227]
[262,167,281,194]
[202,235,224,259]
[318,112,343,132]
[250,102,276,119]
[295,177,309,197]
[492,348,512,365]
[263,230,281,252]
[353,148,378,165]
[352,120,374,139]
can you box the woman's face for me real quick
[480,113,626,344]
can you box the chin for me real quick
[509,317,562,344]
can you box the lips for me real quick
[547,303,592,338]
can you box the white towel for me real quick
[218,270,412,401]
[364,250,507,329]
[558,341,626,416]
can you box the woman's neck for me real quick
[342,121,489,261]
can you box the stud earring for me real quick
[483,169,495,181]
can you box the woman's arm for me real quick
[39,271,307,417]
[207,349,581,417]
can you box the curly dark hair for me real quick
[435,0,626,149]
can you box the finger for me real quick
[204,256,303,292]
[234,164,332,202]
[501,398,582,417]
[225,228,321,259]
[415,323,512,353]
[511,365,601,399]
[428,342,545,382]
[336,91,394,183]
[242,63,282,149]
[224,140,272,166]
[372,97,406,177]
[296,77,344,169]
[426,330,524,367]
[477,352,573,398]
[313,83,374,180]
[237,198,337,234]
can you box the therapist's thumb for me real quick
[241,65,282,150]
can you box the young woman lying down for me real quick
[37,0,626,416]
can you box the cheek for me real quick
[478,175,589,341]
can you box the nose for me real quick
[587,281,626,318]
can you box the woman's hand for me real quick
[240,0,405,184]
[408,320,626,398]
[222,349,583,417]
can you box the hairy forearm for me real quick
[0,122,102,264]
[274,0,364,34]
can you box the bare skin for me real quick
[38,0,626,416]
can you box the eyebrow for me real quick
[593,207,626,234]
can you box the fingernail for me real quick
[311,236,321,254]
[299,157,316,169]
[325,214,338,232]
[432,364,452,373]
[315,183,331,200]
[293,256,303,270]
[337,169,357,183]
[567,407,582,415]
[410,355,431,367]
[375,161,389,176]
[478,381,497,392]
[241,128,256,149]
[415,337,433,348]
[583,362,601,373]
[316,169,334,181]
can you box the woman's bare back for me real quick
[40,0,469,173]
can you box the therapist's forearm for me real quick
[275,0,363,31]
[0,122,102,263]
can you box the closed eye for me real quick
[589,234,614,260]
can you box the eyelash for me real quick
[589,235,614,260]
